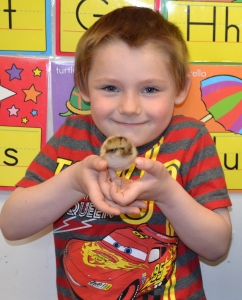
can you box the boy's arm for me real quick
[107,157,232,262]
[154,176,232,261]
[0,156,108,240]
[0,155,146,241]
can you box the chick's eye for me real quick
[104,86,118,92]
[107,148,117,153]
[143,87,157,93]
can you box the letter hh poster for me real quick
[165,1,242,62]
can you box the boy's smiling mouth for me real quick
[114,121,148,126]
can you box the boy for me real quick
[0,6,232,300]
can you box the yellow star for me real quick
[22,84,42,103]
[21,117,29,124]
[32,67,42,77]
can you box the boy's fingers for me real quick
[119,206,141,215]
[109,181,140,206]
[86,155,108,171]
[98,171,113,200]
[135,157,163,176]
[105,199,145,215]
[108,168,122,186]
[88,188,121,215]
[133,200,147,209]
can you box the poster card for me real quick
[0,0,52,56]
[51,61,90,133]
[0,56,48,189]
[165,1,242,62]
[174,64,242,191]
[56,0,160,56]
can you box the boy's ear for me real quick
[82,94,91,103]
[174,74,191,105]
[78,87,91,103]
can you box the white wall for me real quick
[0,2,241,298]
[0,192,241,300]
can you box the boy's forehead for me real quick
[92,39,168,61]
[87,41,174,87]
[90,40,171,73]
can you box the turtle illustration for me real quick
[60,86,91,116]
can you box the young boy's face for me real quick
[82,40,189,147]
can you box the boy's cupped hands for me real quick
[97,157,172,215]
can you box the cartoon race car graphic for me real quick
[63,224,178,300]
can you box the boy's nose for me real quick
[118,93,142,116]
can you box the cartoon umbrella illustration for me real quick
[200,75,242,135]
[60,85,91,117]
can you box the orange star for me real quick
[22,84,42,103]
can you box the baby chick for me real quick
[100,136,138,185]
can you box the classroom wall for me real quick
[0,1,242,299]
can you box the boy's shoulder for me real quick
[166,115,209,139]
[171,115,205,128]
[64,114,92,123]
[56,114,94,136]
[170,114,208,132]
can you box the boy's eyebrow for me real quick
[93,77,119,83]
[138,78,168,85]
[93,77,168,84]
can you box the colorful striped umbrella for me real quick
[200,75,242,134]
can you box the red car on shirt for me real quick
[63,224,178,300]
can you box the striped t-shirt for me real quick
[17,114,232,300]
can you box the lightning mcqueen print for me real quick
[63,224,178,300]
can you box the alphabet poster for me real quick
[51,61,90,133]
[174,64,242,191]
[0,0,52,56]
[0,56,48,190]
[165,1,242,62]
[56,0,160,56]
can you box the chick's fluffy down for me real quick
[100,136,138,172]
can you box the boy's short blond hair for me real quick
[74,6,189,95]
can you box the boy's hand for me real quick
[98,168,146,215]
[101,157,172,206]
[75,155,145,215]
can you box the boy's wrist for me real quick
[155,175,180,206]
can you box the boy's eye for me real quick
[143,87,157,93]
[104,86,118,92]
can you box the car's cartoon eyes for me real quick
[113,241,133,255]
[113,241,120,248]
[103,235,147,261]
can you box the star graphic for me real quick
[8,104,20,116]
[6,64,23,81]
[31,109,38,116]
[21,117,29,124]
[32,67,42,77]
[22,84,42,103]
